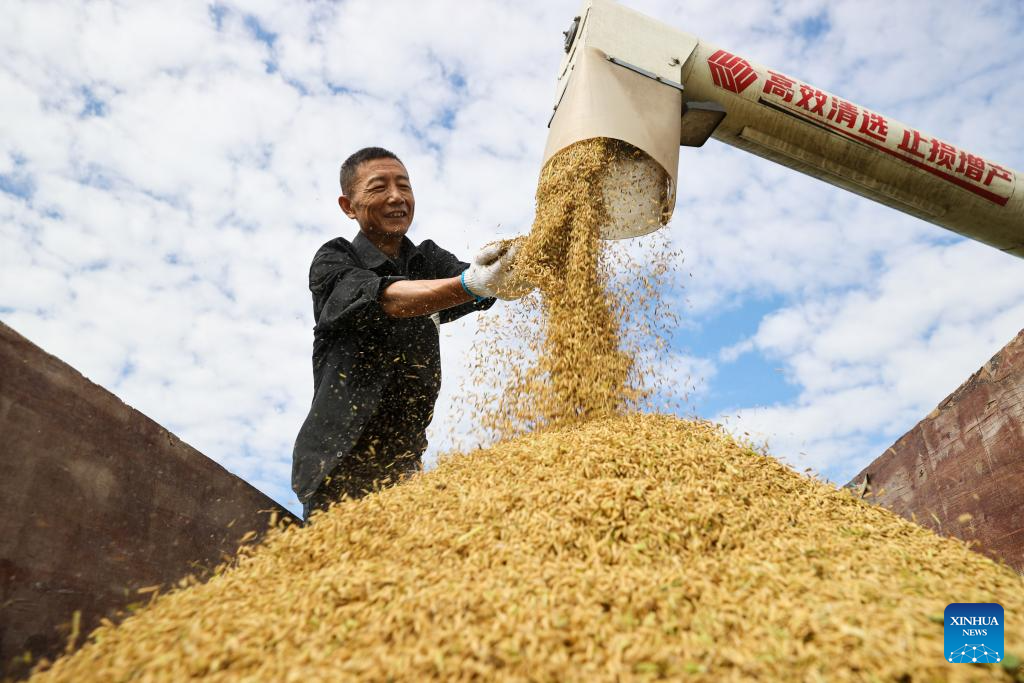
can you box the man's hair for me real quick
[339,147,402,197]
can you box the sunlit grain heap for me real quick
[30,140,1024,682]
[31,415,1024,682]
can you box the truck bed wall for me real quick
[848,329,1024,574]
[0,321,298,680]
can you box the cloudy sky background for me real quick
[3,0,1022,516]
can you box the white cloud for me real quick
[718,338,753,363]
[718,240,1024,483]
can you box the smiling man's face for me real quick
[339,157,415,242]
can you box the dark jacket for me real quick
[291,231,494,501]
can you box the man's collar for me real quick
[352,231,423,269]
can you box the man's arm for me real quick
[380,239,532,319]
[379,277,473,319]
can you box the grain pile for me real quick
[30,415,1024,681]
[29,139,1024,682]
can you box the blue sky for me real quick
[2,0,1023,516]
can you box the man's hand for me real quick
[461,239,535,301]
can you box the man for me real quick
[292,147,529,520]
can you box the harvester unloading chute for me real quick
[542,46,682,239]
[545,0,1023,256]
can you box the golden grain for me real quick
[29,139,1024,682]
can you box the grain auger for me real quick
[546,0,1023,255]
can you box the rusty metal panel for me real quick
[848,329,1024,574]
[0,321,298,679]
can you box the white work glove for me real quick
[460,239,535,301]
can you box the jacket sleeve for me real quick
[421,240,497,324]
[310,248,407,334]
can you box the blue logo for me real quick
[945,603,1004,663]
